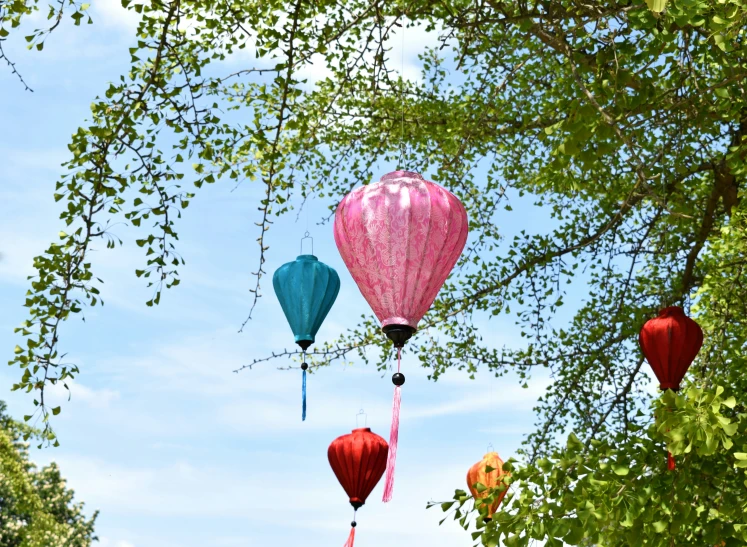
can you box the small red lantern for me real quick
[328,428,389,546]
[639,305,704,470]
[639,306,703,391]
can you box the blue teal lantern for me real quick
[273,235,340,421]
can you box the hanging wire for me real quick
[356,408,368,428]
[487,442,494,454]
[300,231,313,255]
[399,9,406,169]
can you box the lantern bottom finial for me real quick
[383,325,415,348]
[297,339,313,351]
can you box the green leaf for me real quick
[645,0,668,12]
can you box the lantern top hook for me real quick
[300,231,313,255]
[356,408,367,428]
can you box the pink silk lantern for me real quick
[334,170,469,502]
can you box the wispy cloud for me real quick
[97,539,136,547]
[47,379,121,410]
[91,0,142,32]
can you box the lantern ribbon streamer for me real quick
[343,526,356,547]
[665,416,674,471]
[383,348,402,502]
[302,352,307,422]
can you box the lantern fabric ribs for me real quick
[333,169,469,503]
[328,428,389,509]
[333,171,468,330]
[639,306,703,391]
[273,254,340,348]
[273,253,339,421]
[467,452,510,522]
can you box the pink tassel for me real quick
[382,384,401,502]
[343,526,356,547]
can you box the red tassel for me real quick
[343,526,356,547]
[382,384,401,502]
[667,451,675,471]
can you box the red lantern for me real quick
[639,306,703,391]
[328,428,389,547]
[639,305,704,470]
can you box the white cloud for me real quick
[48,379,121,409]
[91,0,142,32]
[408,378,548,420]
[77,325,541,438]
[48,452,474,546]
[97,539,136,547]
[223,14,447,89]
[0,147,69,174]
[0,232,49,284]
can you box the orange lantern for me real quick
[467,452,510,522]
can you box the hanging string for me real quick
[302,351,308,421]
[383,347,402,502]
[398,10,406,169]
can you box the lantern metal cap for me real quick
[381,170,423,182]
[296,254,318,261]
[296,338,313,351]
[658,305,685,317]
[383,324,415,348]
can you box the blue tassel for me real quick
[302,368,307,421]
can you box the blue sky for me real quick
[0,3,662,546]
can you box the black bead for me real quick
[301,363,308,371]
[392,372,405,386]
[351,521,357,528]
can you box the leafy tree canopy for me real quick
[0,401,98,546]
[2,0,747,544]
